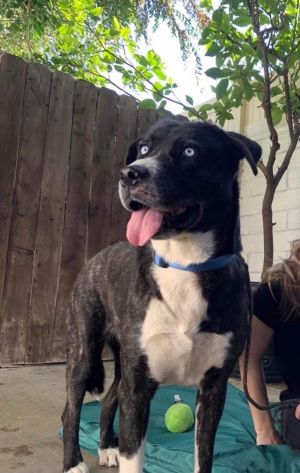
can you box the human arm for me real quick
[239,315,283,445]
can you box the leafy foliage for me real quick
[199,0,300,273]
[1,1,299,124]
[199,0,300,127]
[0,0,203,111]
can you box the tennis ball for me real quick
[165,402,194,433]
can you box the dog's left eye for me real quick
[183,147,195,157]
[140,145,149,155]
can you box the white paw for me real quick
[64,462,89,473]
[98,447,119,467]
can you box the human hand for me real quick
[295,404,300,420]
[256,428,283,446]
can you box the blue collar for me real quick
[154,253,236,272]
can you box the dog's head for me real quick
[119,119,261,247]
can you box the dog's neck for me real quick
[151,231,215,266]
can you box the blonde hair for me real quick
[263,239,300,320]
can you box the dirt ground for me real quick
[0,362,283,473]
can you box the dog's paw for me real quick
[64,462,89,473]
[98,447,119,467]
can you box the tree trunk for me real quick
[261,183,276,278]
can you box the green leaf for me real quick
[188,109,197,118]
[270,86,282,97]
[205,67,224,79]
[286,3,299,15]
[242,80,254,101]
[135,54,148,67]
[158,100,167,109]
[139,99,157,110]
[6,9,14,19]
[256,90,264,101]
[147,50,157,65]
[218,114,226,127]
[205,42,221,57]
[90,7,102,17]
[153,81,164,91]
[220,10,230,31]
[240,43,256,56]
[214,101,223,112]
[185,95,194,105]
[58,23,69,36]
[120,26,130,39]
[233,15,251,27]
[212,9,224,27]
[198,103,213,113]
[199,0,213,8]
[216,108,233,126]
[153,67,166,80]
[198,111,208,120]
[271,107,283,126]
[259,13,271,25]
[201,26,213,43]
[113,16,120,31]
[229,0,241,8]
[152,91,161,101]
[216,79,229,99]
[216,51,227,68]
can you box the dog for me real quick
[62,118,261,473]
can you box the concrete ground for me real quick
[0,363,114,473]
[0,362,284,473]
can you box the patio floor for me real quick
[0,362,284,473]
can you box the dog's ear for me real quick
[226,131,262,175]
[125,139,139,165]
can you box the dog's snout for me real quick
[120,165,149,186]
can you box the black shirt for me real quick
[253,282,300,396]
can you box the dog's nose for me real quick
[120,165,149,186]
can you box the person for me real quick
[239,239,300,449]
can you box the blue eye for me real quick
[140,145,149,155]
[184,147,195,157]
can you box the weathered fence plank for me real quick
[137,107,158,136]
[0,62,52,364]
[25,72,75,363]
[0,54,27,313]
[51,80,98,361]
[109,95,138,244]
[86,88,119,260]
[0,54,165,364]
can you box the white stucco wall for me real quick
[207,98,300,281]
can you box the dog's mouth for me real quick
[126,201,202,246]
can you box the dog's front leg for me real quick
[117,366,157,473]
[194,368,228,473]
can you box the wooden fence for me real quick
[0,53,160,365]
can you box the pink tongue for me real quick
[126,209,164,246]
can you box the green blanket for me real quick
[76,384,300,472]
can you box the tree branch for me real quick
[257,160,267,177]
[84,24,201,117]
[248,0,280,172]
[274,134,300,187]
[69,64,141,101]
[282,65,294,139]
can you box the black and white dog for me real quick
[62,119,261,473]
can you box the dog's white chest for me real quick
[140,266,232,386]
